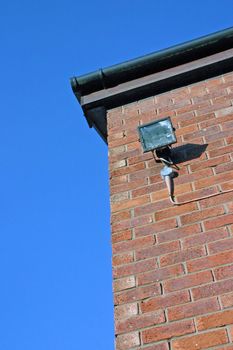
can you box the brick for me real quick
[115,303,138,320]
[128,152,152,166]
[151,183,192,202]
[205,129,233,143]
[172,329,228,350]
[200,112,233,128]
[221,293,233,308]
[109,145,126,156]
[157,224,201,243]
[190,154,230,172]
[141,290,190,313]
[112,252,134,266]
[110,147,139,161]
[134,218,177,238]
[107,106,123,117]
[111,195,150,213]
[215,105,233,118]
[115,332,140,350]
[115,284,161,305]
[176,168,213,187]
[176,100,210,116]
[176,124,199,136]
[109,148,135,162]
[228,202,233,213]
[109,133,138,148]
[129,166,161,181]
[113,235,155,255]
[182,227,229,248]
[230,325,233,342]
[208,144,233,158]
[142,319,194,344]
[112,230,132,244]
[133,200,171,217]
[122,104,139,116]
[206,139,225,151]
[215,162,233,174]
[154,202,198,221]
[132,182,164,198]
[206,76,224,88]
[160,246,206,267]
[204,213,233,230]
[183,125,220,142]
[115,310,165,334]
[199,191,233,209]
[111,191,129,203]
[111,179,147,196]
[214,264,233,280]
[110,220,134,235]
[221,181,233,191]
[130,215,154,228]
[223,73,233,82]
[208,237,233,254]
[168,297,219,321]
[140,159,158,169]
[148,174,167,186]
[194,170,233,190]
[114,276,136,292]
[192,278,233,300]
[163,270,213,293]
[110,162,145,178]
[176,186,219,204]
[189,82,206,94]
[140,112,165,125]
[113,258,157,279]
[112,214,153,233]
[180,205,225,225]
[197,309,233,330]
[226,135,233,144]
[136,343,169,350]
[210,96,232,110]
[111,175,128,186]
[127,141,140,151]
[108,131,124,142]
[111,210,131,224]
[138,264,184,286]
[135,241,180,261]
[179,112,215,127]
[187,250,233,272]
[111,159,127,170]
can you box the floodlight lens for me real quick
[138,117,176,152]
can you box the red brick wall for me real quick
[108,72,233,350]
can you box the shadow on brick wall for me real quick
[171,143,208,164]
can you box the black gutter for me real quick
[70,27,233,142]
[71,27,233,96]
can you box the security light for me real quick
[138,117,176,153]
[138,116,233,206]
[138,117,177,203]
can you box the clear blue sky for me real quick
[0,1,232,349]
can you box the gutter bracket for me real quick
[85,106,107,144]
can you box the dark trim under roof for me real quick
[71,27,233,143]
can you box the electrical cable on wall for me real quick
[157,152,233,206]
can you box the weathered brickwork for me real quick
[108,72,233,350]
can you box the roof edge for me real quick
[71,27,233,143]
[71,27,233,96]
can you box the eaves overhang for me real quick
[71,27,233,143]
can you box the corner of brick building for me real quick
[108,73,233,350]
